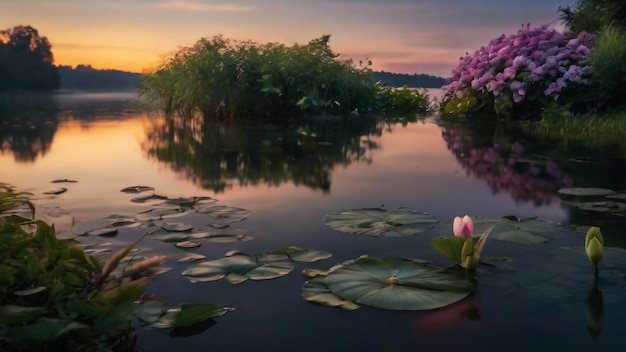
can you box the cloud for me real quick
[157,1,254,12]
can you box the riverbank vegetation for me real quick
[140,35,430,120]
[438,0,626,137]
[0,185,228,351]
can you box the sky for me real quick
[0,0,575,77]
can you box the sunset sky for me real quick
[0,0,574,77]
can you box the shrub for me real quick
[141,35,379,119]
[587,26,626,110]
[441,25,595,119]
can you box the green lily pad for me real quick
[557,187,616,197]
[175,241,201,249]
[121,186,155,193]
[196,205,250,222]
[569,201,626,213]
[83,227,118,237]
[161,222,194,232]
[152,233,189,242]
[324,208,437,237]
[490,217,562,245]
[205,228,255,243]
[260,246,332,263]
[182,252,294,284]
[177,253,206,263]
[302,277,360,310]
[305,257,474,311]
[144,302,231,329]
[135,208,189,222]
[131,194,168,203]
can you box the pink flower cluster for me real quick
[442,24,595,104]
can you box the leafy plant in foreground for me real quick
[0,186,229,351]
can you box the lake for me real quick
[1,92,625,351]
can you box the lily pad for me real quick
[324,208,437,237]
[260,246,332,263]
[83,227,118,237]
[43,187,67,195]
[302,277,360,310]
[196,205,250,222]
[131,194,168,203]
[161,222,194,232]
[152,233,189,243]
[182,252,294,284]
[164,196,217,207]
[135,208,189,222]
[474,217,557,245]
[557,187,616,197]
[304,257,474,311]
[176,241,201,249]
[177,253,207,263]
[121,186,155,193]
[205,228,255,243]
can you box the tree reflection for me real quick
[141,115,384,193]
[0,93,58,162]
[440,120,574,206]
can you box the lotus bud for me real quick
[453,215,474,240]
[460,226,492,270]
[585,227,604,266]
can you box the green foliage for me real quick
[560,0,626,35]
[141,35,429,120]
[588,27,626,110]
[0,186,227,351]
[377,85,430,114]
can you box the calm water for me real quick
[1,92,626,352]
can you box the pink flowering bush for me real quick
[441,24,595,119]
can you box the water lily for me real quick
[460,227,492,270]
[585,227,604,276]
[453,215,474,240]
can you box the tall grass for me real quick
[141,35,384,120]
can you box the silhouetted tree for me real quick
[0,25,59,91]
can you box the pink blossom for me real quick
[453,215,474,240]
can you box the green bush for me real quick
[588,27,626,110]
[0,186,227,351]
[141,35,429,120]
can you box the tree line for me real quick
[0,25,59,92]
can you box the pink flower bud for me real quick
[453,215,474,240]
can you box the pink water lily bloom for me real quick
[453,215,474,240]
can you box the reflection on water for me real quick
[2,93,626,352]
[440,121,574,206]
[141,114,385,193]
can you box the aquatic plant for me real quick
[431,216,491,270]
[0,186,229,351]
[141,35,430,120]
[441,24,595,119]
[585,226,604,276]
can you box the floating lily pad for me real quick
[135,208,189,222]
[83,227,118,237]
[303,257,474,311]
[161,222,194,232]
[196,205,250,222]
[302,277,360,310]
[43,187,67,195]
[152,233,189,242]
[557,187,616,197]
[177,253,207,263]
[324,208,437,237]
[121,186,155,193]
[164,196,217,207]
[567,201,626,213]
[176,241,201,249]
[145,303,231,329]
[131,194,168,203]
[51,179,78,183]
[260,246,332,263]
[472,217,557,245]
[205,228,254,243]
[182,252,294,284]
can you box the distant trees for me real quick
[57,65,141,91]
[0,25,59,92]
[372,71,445,88]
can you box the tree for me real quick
[559,0,626,34]
[0,25,59,91]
